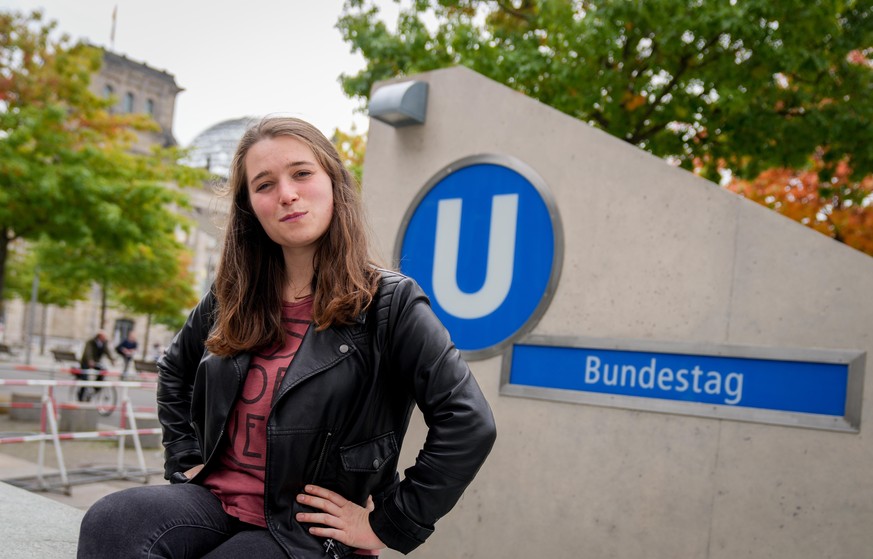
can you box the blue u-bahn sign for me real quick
[397,155,563,359]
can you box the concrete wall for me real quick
[362,67,873,558]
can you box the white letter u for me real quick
[432,194,518,319]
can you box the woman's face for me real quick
[245,135,334,259]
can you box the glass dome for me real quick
[184,117,258,178]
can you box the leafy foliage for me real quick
[34,225,194,327]
[114,248,199,332]
[0,10,206,319]
[727,157,873,257]
[4,238,91,305]
[338,0,873,254]
[333,126,367,185]
[340,0,871,179]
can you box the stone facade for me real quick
[89,48,182,153]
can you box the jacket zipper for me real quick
[323,538,341,558]
[315,433,340,558]
[312,431,333,483]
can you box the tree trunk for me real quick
[142,314,152,359]
[100,283,108,329]
[0,227,8,320]
[39,303,49,355]
[20,298,27,345]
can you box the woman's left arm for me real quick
[370,276,498,552]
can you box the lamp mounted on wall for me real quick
[368,80,429,127]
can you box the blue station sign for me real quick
[502,337,865,432]
[397,155,562,358]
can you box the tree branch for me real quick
[4,226,20,243]
[494,0,536,24]
[589,109,610,129]
[631,121,666,143]
[628,34,723,144]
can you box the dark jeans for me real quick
[78,483,379,558]
[78,483,287,558]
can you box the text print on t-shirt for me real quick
[226,307,310,470]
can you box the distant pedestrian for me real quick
[115,331,137,378]
[76,330,115,401]
[150,342,163,362]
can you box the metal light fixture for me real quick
[368,80,428,127]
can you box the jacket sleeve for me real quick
[80,341,96,368]
[156,289,215,479]
[369,275,497,553]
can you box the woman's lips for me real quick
[280,211,307,222]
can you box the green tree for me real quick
[0,10,205,319]
[33,221,192,329]
[333,125,367,184]
[6,241,89,306]
[4,238,93,353]
[4,238,91,306]
[338,0,872,187]
[115,249,200,358]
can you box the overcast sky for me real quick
[4,0,399,145]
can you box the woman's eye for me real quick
[295,170,312,179]
[254,182,272,192]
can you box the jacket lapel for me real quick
[275,324,356,401]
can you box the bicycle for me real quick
[71,367,118,417]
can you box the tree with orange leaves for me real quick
[727,156,873,256]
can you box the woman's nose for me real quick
[278,180,299,204]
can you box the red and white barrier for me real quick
[1,400,157,413]
[0,428,162,444]
[0,376,160,492]
[62,367,159,382]
[3,362,158,381]
[0,378,157,389]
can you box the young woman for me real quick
[77,117,496,558]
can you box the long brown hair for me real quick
[206,117,379,356]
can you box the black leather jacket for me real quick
[157,271,496,558]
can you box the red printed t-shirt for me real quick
[204,297,312,527]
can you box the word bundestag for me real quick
[584,355,744,405]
